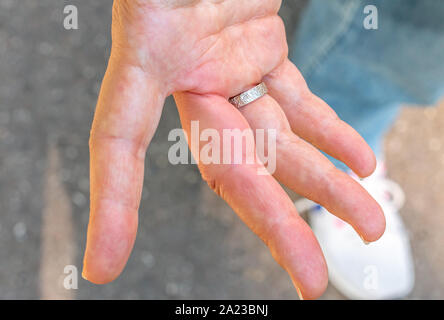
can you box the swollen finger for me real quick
[174,92,328,299]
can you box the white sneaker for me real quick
[295,161,415,300]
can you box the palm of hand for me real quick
[84,0,385,300]
[112,0,286,96]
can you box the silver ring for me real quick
[229,82,268,109]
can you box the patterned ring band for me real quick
[229,82,268,109]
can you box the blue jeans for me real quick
[291,0,444,171]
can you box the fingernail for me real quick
[81,270,88,281]
[296,287,304,300]
[360,235,370,245]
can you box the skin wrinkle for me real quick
[196,1,280,38]
[183,14,287,97]
[220,168,291,244]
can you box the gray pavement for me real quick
[0,0,443,299]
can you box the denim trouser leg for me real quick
[290,0,444,171]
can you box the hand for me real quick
[83,0,385,300]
